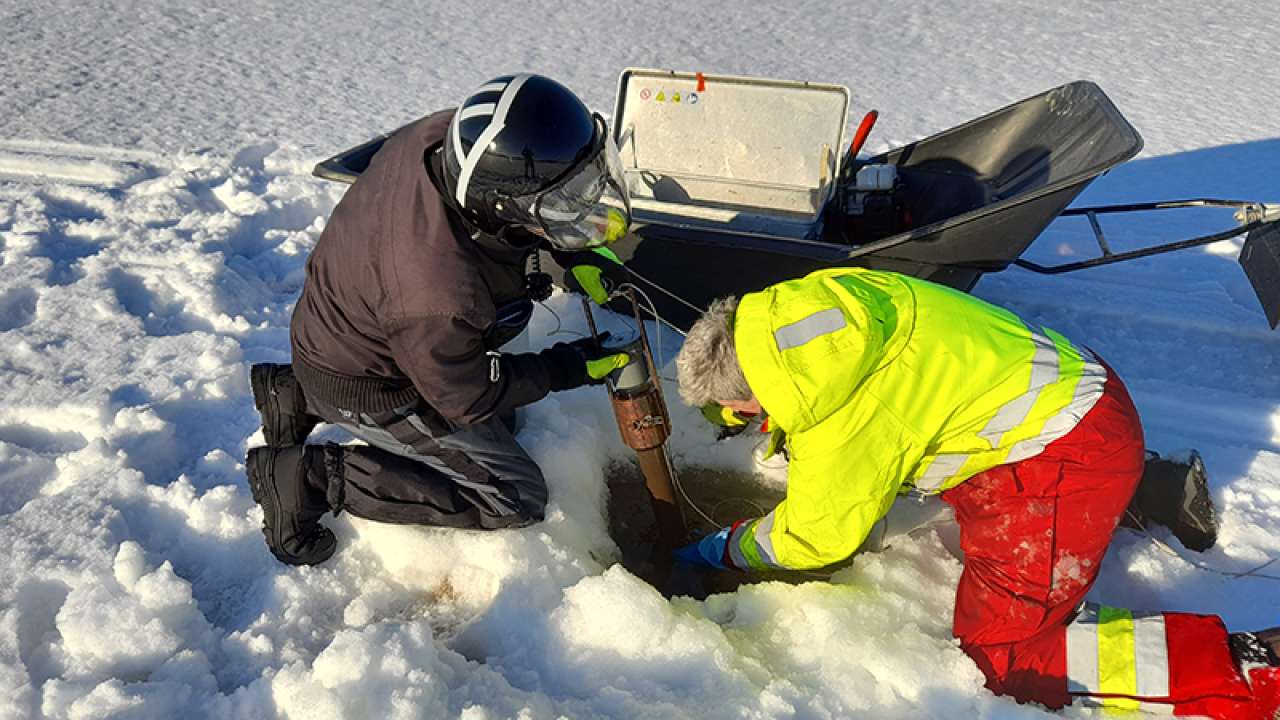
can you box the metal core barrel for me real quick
[607,338,670,451]
[603,334,686,560]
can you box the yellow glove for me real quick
[700,404,750,428]
[603,207,629,245]
[586,352,631,381]
[570,265,611,305]
[700,404,751,440]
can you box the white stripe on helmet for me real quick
[453,74,532,208]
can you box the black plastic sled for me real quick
[313,73,1280,331]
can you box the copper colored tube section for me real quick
[610,384,685,544]
[610,385,669,451]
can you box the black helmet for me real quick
[441,74,631,251]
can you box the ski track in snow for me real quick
[2,1,1280,718]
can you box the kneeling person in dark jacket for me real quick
[247,74,631,565]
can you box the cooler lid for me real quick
[612,68,850,218]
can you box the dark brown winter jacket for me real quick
[290,110,560,427]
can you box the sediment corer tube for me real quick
[605,337,650,393]
[604,337,671,452]
[583,293,686,587]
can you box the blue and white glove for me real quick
[674,523,739,569]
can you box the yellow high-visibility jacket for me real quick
[724,269,1107,571]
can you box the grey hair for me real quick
[676,296,753,406]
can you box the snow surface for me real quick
[2,1,1280,718]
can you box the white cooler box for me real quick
[612,68,851,241]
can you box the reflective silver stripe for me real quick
[453,73,532,208]
[774,308,846,350]
[473,82,509,95]
[1133,611,1171,698]
[486,351,501,383]
[915,453,970,491]
[1066,603,1102,694]
[926,335,1108,489]
[753,512,780,567]
[1006,346,1106,464]
[1066,604,1171,700]
[406,413,432,437]
[726,524,751,570]
[1075,697,1175,715]
[977,330,1060,448]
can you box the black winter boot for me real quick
[246,445,336,566]
[1123,450,1218,552]
[1230,628,1280,668]
[250,363,320,448]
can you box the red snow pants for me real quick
[941,366,1270,717]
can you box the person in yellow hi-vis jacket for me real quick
[674,268,1280,717]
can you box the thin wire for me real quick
[590,276,823,577]
[605,282,788,535]
[606,268,1280,584]
[615,283,668,360]
[711,497,769,518]
[616,280,688,342]
[611,284,720,528]
[612,282,677,381]
[671,463,721,528]
[1121,509,1280,582]
[535,300,587,339]
[620,264,708,315]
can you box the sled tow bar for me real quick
[1013,199,1280,328]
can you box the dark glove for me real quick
[542,332,632,392]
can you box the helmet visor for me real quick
[498,115,632,250]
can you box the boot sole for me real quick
[247,449,336,566]
[1177,455,1218,552]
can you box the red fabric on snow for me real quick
[1176,665,1280,719]
[941,365,1254,714]
[1164,613,1253,710]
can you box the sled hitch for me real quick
[1013,199,1280,328]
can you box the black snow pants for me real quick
[308,394,548,530]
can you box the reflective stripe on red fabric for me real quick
[945,367,1146,708]
[1067,612,1253,715]
[1065,603,1170,700]
[944,363,1258,714]
[1074,696,1175,715]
